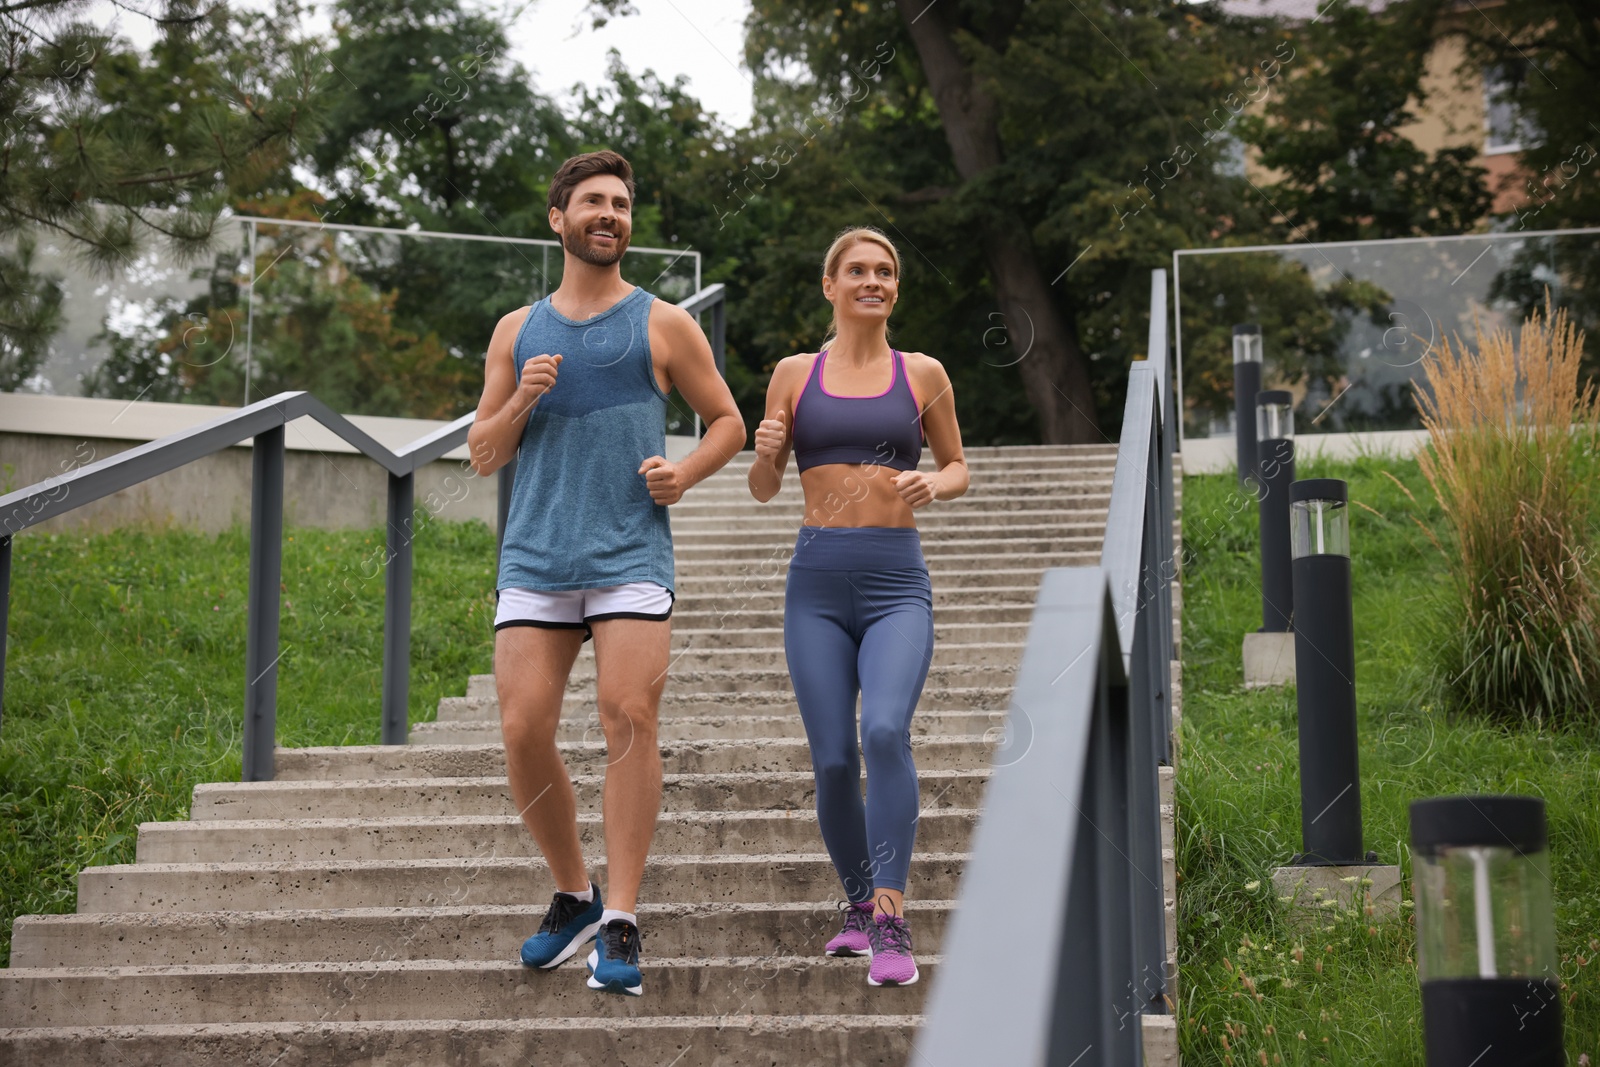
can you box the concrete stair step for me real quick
[640,621,1032,651]
[692,450,1114,471]
[699,446,1114,469]
[438,687,1011,723]
[672,566,1060,593]
[665,491,1111,516]
[10,899,957,968]
[189,768,991,821]
[286,737,997,780]
[671,586,1043,614]
[496,639,1023,678]
[662,511,1100,534]
[681,480,1109,504]
[0,1014,923,1067]
[0,955,941,1027]
[671,535,1101,559]
[76,852,972,912]
[670,521,1108,545]
[681,485,1113,510]
[548,663,1016,695]
[669,508,1107,531]
[693,457,1112,479]
[668,603,1035,629]
[425,687,1004,729]
[669,549,1100,577]
[423,709,1008,741]
[438,686,1013,721]
[134,810,978,864]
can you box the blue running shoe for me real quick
[520,882,603,969]
[585,918,643,996]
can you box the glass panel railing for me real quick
[1173,228,1600,440]
[7,214,700,422]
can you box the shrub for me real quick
[1415,296,1600,725]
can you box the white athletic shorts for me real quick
[493,582,674,640]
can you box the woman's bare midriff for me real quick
[796,462,917,528]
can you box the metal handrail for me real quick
[913,269,1176,1065]
[0,285,729,780]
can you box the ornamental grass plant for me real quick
[1414,296,1600,726]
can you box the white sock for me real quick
[558,883,594,903]
[600,908,638,929]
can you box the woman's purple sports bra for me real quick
[792,348,924,473]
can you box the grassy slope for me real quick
[0,520,498,965]
[1177,456,1600,1064]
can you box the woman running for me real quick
[747,226,969,987]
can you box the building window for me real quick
[1484,63,1541,154]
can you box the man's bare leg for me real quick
[588,616,670,914]
[495,626,588,892]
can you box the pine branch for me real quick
[114,165,218,187]
[101,0,225,26]
[0,0,72,15]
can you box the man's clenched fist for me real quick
[518,353,562,408]
[639,456,686,506]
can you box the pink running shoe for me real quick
[867,913,919,987]
[824,900,876,958]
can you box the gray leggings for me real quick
[782,526,934,899]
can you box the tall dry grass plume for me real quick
[1416,295,1600,725]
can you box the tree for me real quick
[1,0,330,398]
[86,201,470,418]
[1237,0,1490,241]
[1448,1,1600,231]
[587,0,1275,444]
[309,0,570,231]
[0,0,325,270]
[0,236,62,390]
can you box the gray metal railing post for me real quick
[0,534,10,730]
[1129,394,1172,1013]
[381,472,414,745]
[1149,278,1177,764]
[1096,661,1140,1062]
[243,425,285,782]
[1158,398,1176,743]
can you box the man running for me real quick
[467,149,744,996]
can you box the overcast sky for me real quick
[90,0,758,127]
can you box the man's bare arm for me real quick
[467,308,558,476]
[645,302,745,495]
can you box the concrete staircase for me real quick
[0,444,1180,1065]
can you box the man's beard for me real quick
[564,225,629,267]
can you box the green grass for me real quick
[1176,456,1600,1065]
[0,519,497,965]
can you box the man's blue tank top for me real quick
[496,286,674,593]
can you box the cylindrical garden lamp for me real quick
[1289,478,1363,864]
[1256,390,1295,632]
[1410,796,1562,1066]
[1233,324,1263,488]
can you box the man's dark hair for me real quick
[547,150,636,214]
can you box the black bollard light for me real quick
[1410,796,1562,1066]
[1232,324,1263,488]
[1289,478,1364,864]
[1257,391,1295,633]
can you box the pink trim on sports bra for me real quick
[816,349,898,400]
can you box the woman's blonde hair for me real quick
[821,226,902,347]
